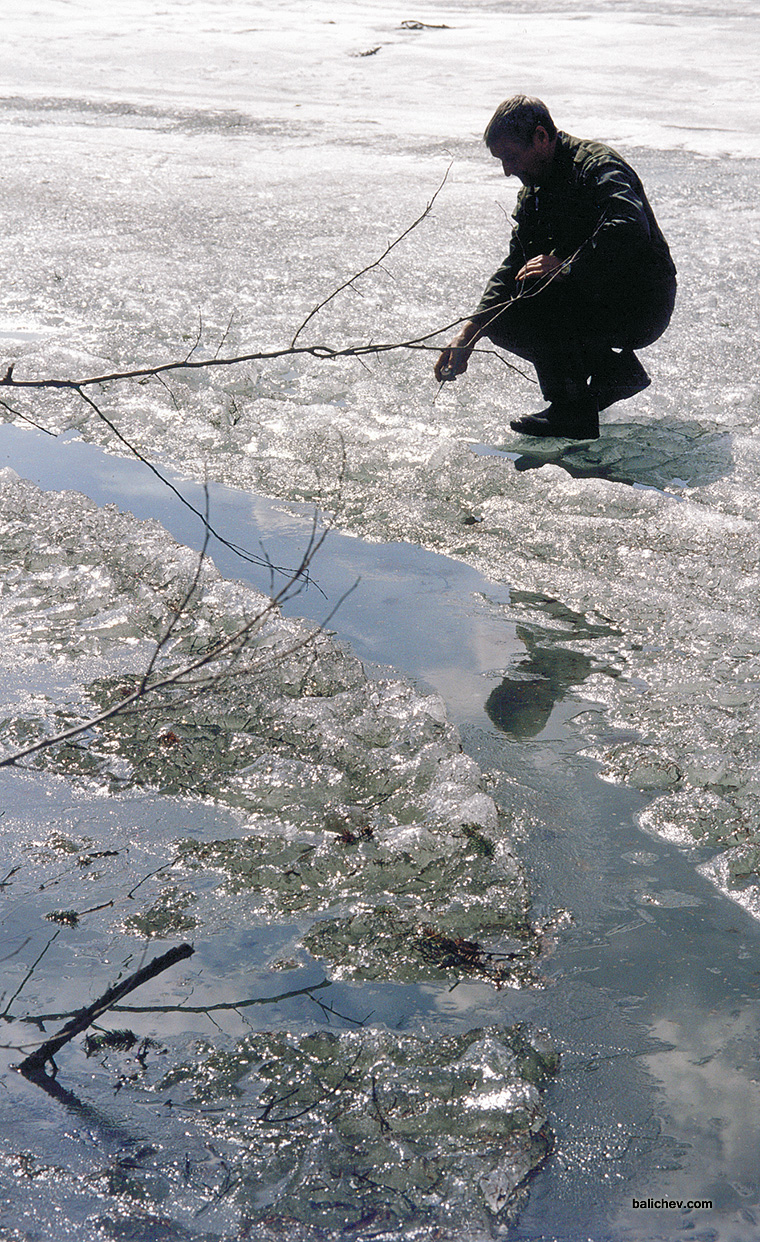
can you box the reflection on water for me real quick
[485,631,596,739]
[485,596,619,739]
[468,719,760,1242]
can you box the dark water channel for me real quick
[2,424,760,1241]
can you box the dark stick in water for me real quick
[17,942,194,1081]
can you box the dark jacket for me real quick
[474,132,676,322]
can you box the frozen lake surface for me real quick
[1,0,760,1238]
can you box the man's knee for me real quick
[481,318,536,362]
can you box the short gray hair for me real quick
[483,95,557,148]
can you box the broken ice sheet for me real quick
[697,843,760,923]
[302,906,538,987]
[156,1024,556,1235]
[0,473,540,990]
[0,469,551,1242]
[175,820,535,984]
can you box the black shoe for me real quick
[510,399,600,440]
[592,349,650,410]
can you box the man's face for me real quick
[489,126,555,186]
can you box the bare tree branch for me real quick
[0,489,355,768]
[0,193,607,412]
[290,164,452,348]
[0,319,471,391]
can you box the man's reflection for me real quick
[485,625,595,738]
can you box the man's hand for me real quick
[434,343,472,381]
[434,320,481,382]
[516,253,564,281]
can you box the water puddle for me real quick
[1,423,759,1239]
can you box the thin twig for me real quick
[126,857,183,901]
[136,480,212,695]
[214,309,236,359]
[0,500,354,768]
[290,164,452,348]
[183,310,204,363]
[1,932,60,1017]
[0,398,57,434]
[73,386,290,576]
[154,371,182,412]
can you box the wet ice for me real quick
[0,473,547,1237]
[2,0,760,1237]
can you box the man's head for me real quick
[484,95,558,185]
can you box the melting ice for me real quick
[1,0,760,1238]
[0,473,549,1238]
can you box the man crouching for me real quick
[434,95,677,440]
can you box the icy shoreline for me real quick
[2,0,760,1233]
[0,469,555,1237]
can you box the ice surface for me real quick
[2,0,758,156]
[0,1021,556,1241]
[2,0,760,1235]
[0,473,546,1237]
[3,103,759,917]
[153,1024,554,1237]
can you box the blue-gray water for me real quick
[2,422,760,1240]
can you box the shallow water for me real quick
[1,428,549,1240]
[0,422,519,723]
[2,0,760,1234]
[2,426,760,1239]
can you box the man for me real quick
[434,96,676,440]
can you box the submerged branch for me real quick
[25,976,332,1023]
[17,942,194,1079]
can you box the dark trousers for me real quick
[482,275,676,403]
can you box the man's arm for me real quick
[433,253,563,381]
[467,187,540,325]
[433,190,560,381]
